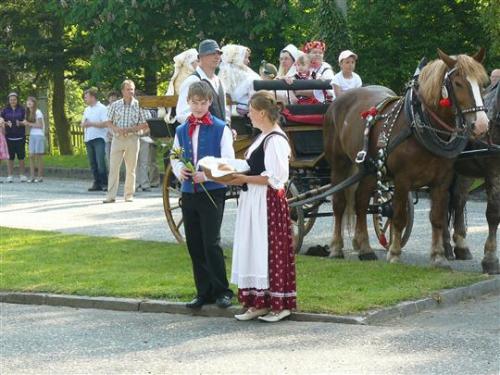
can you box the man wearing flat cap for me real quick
[176,39,230,126]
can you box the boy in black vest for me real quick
[171,81,235,308]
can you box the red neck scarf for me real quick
[187,112,213,137]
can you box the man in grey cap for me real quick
[175,39,230,125]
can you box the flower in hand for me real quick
[171,147,217,208]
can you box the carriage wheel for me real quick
[162,163,185,243]
[286,182,305,254]
[372,192,414,250]
[303,201,321,236]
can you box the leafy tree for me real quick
[348,0,490,92]
[0,0,90,154]
[315,0,352,69]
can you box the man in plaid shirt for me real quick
[103,79,150,203]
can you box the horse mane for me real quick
[419,54,488,107]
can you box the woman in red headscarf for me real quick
[291,41,335,103]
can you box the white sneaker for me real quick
[7,176,13,183]
[234,308,269,321]
[20,175,28,182]
[258,309,291,323]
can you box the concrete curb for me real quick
[364,276,500,324]
[1,276,498,325]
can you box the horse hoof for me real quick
[388,256,401,264]
[329,252,345,259]
[454,247,473,260]
[358,252,378,261]
[444,243,455,260]
[481,259,500,275]
[431,258,452,270]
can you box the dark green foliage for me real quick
[315,0,352,70]
[348,0,491,92]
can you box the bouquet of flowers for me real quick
[170,147,217,208]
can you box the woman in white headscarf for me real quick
[164,48,199,122]
[219,44,259,116]
[277,44,299,78]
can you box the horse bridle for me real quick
[443,67,486,124]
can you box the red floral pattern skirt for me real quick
[238,187,297,310]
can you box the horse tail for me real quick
[343,167,357,236]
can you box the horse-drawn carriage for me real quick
[138,48,500,274]
[139,78,415,254]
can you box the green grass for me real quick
[41,154,89,169]
[0,227,487,314]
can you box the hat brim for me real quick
[199,49,223,56]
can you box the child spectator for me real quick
[332,50,363,97]
[0,117,9,181]
[1,93,27,182]
[170,81,234,309]
[23,97,45,182]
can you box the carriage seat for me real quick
[281,103,330,125]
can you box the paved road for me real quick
[1,177,491,272]
[1,293,499,374]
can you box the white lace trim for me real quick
[240,289,297,298]
[231,273,269,290]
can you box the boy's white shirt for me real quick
[171,117,234,180]
[332,71,362,92]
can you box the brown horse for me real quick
[444,83,500,274]
[323,49,489,267]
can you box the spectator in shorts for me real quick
[0,92,27,182]
[332,50,362,97]
[23,97,45,182]
[81,87,109,192]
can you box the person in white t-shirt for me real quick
[332,50,363,97]
[81,87,109,191]
[22,97,45,182]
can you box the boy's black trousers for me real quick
[181,188,233,300]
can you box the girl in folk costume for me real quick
[286,54,321,105]
[219,44,259,116]
[229,91,296,323]
[164,48,199,123]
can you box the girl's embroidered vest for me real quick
[247,131,289,175]
[176,115,226,193]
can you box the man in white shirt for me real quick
[175,39,231,126]
[81,87,109,191]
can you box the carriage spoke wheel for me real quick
[163,163,185,243]
[372,192,414,250]
[286,182,305,254]
[302,201,321,236]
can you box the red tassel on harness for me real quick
[361,106,378,119]
[378,233,388,247]
[439,98,451,107]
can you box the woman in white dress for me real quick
[228,91,296,323]
[219,44,259,116]
[164,48,199,123]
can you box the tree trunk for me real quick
[36,81,51,154]
[50,18,72,155]
[52,65,72,155]
[144,62,158,95]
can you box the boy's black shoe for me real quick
[186,297,206,309]
[88,184,102,192]
[215,295,232,309]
